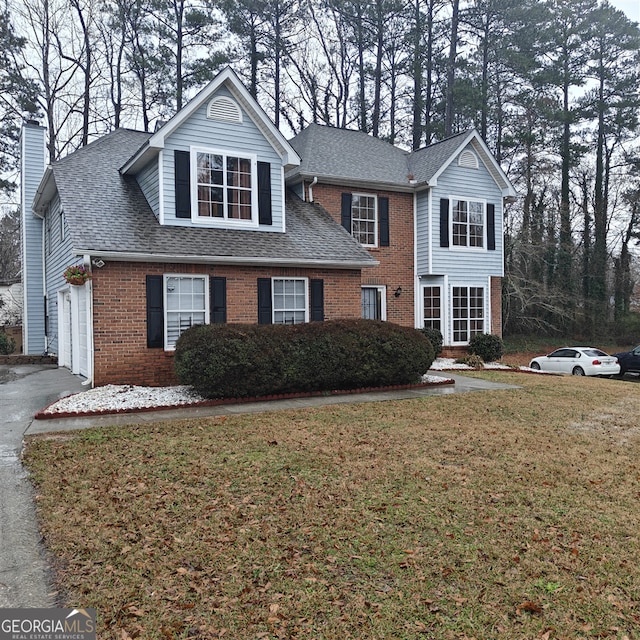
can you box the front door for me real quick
[362,286,386,320]
[58,284,90,379]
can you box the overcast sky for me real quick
[609,0,640,22]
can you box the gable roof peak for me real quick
[120,66,300,174]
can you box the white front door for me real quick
[58,284,90,379]
[74,284,89,378]
[60,291,72,369]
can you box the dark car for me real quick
[614,345,640,375]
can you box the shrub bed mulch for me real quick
[34,377,455,420]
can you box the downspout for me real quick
[308,176,318,203]
[414,190,419,328]
[42,217,48,354]
[82,254,93,387]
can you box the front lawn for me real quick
[24,372,640,639]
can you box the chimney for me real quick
[21,120,47,355]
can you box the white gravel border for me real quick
[39,360,541,417]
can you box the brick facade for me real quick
[306,182,415,328]
[490,276,502,338]
[91,261,363,387]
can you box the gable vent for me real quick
[207,96,242,123]
[458,149,479,169]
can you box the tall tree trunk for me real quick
[371,0,384,137]
[411,0,423,149]
[444,0,459,136]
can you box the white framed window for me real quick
[422,285,442,331]
[191,147,257,226]
[451,198,485,249]
[361,285,386,320]
[452,286,484,343]
[60,209,66,241]
[164,274,209,349]
[351,193,377,246]
[272,278,308,324]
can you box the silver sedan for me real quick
[529,347,620,377]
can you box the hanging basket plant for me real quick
[63,264,91,285]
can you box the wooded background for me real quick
[1,0,639,339]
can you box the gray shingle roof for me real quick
[51,129,376,267]
[287,124,475,189]
[288,124,411,186]
[407,131,473,184]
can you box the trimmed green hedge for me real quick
[0,331,15,355]
[468,333,504,362]
[174,319,435,399]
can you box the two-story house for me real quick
[286,124,515,354]
[21,67,514,388]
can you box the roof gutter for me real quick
[293,172,420,194]
[75,250,378,269]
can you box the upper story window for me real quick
[452,198,485,249]
[341,192,389,248]
[192,148,257,225]
[351,194,377,246]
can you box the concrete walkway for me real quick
[25,372,520,435]
[0,364,85,607]
[1,364,519,607]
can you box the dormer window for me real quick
[190,147,258,225]
[207,96,242,123]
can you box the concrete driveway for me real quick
[0,363,85,607]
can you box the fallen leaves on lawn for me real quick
[23,373,640,639]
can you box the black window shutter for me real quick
[341,193,352,232]
[146,275,164,348]
[310,279,324,321]
[210,276,227,323]
[379,197,389,246]
[257,161,272,225]
[257,278,272,324]
[487,203,496,250]
[175,150,191,218]
[440,198,450,247]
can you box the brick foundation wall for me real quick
[91,261,363,387]
[308,183,415,327]
[490,276,502,338]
